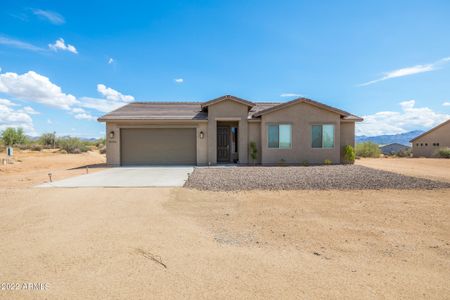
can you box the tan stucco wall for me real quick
[206,100,249,164]
[105,121,208,166]
[248,121,261,164]
[260,102,342,164]
[340,122,355,161]
[412,121,450,157]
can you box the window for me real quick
[312,124,335,148]
[437,143,440,146]
[425,143,428,146]
[268,124,292,148]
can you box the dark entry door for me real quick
[217,127,230,163]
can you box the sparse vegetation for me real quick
[324,159,332,165]
[355,142,381,158]
[1,127,27,146]
[39,132,57,148]
[437,148,450,158]
[343,145,355,164]
[301,160,309,166]
[396,148,411,157]
[56,137,89,154]
[249,142,258,164]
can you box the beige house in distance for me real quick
[410,119,450,157]
[98,95,363,166]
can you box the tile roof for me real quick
[98,96,363,122]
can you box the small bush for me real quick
[1,128,27,146]
[249,141,258,164]
[343,145,355,164]
[324,159,332,165]
[39,133,56,148]
[438,148,450,158]
[31,144,42,151]
[397,148,411,157]
[57,137,88,154]
[99,146,106,154]
[355,142,381,158]
[301,160,309,166]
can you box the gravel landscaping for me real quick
[184,165,450,191]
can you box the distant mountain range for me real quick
[356,130,424,146]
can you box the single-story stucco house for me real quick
[410,119,450,157]
[98,95,363,166]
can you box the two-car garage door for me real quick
[120,128,196,165]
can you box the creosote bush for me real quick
[355,142,381,158]
[56,137,88,154]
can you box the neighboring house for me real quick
[379,143,410,155]
[410,119,450,157]
[98,95,363,166]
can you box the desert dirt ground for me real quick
[0,149,106,188]
[0,152,449,299]
[356,157,450,183]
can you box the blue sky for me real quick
[1,0,450,137]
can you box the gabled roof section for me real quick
[201,95,256,109]
[410,119,450,142]
[252,97,363,121]
[98,102,207,122]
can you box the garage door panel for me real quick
[121,128,196,165]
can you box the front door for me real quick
[217,127,230,163]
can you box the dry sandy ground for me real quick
[0,153,449,299]
[0,188,449,299]
[357,157,450,183]
[0,150,106,188]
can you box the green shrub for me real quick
[324,159,332,165]
[39,132,56,148]
[249,141,258,164]
[1,127,27,146]
[343,145,356,164]
[438,148,450,158]
[56,137,88,154]
[355,142,381,158]
[397,148,411,157]
[31,144,42,151]
[301,160,309,166]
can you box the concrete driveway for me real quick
[36,167,194,188]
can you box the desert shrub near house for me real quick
[437,148,450,158]
[355,142,381,158]
[57,137,88,154]
[324,159,332,165]
[1,127,28,146]
[396,148,412,157]
[343,145,356,164]
[39,132,57,148]
[249,141,258,164]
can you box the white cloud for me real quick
[47,119,52,124]
[97,84,134,102]
[71,107,86,114]
[359,56,450,86]
[0,36,44,52]
[78,97,128,113]
[74,113,96,121]
[32,9,65,25]
[0,70,78,110]
[357,100,450,136]
[443,101,450,107]
[174,78,184,83]
[0,98,17,106]
[108,58,114,64]
[48,38,78,54]
[280,93,302,98]
[20,106,39,115]
[0,101,35,134]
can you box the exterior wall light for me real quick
[109,131,115,139]
[199,131,205,139]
